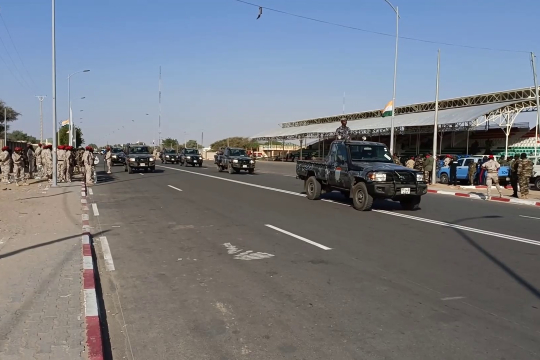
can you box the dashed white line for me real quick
[265,224,332,250]
[519,215,540,220]
[88,188,93,196]
[441,296,465,301]
[167,185,183,192]
[92,203,100,216]
[158,165,540,247]
[99,236,115,271]
[139,173,144,176]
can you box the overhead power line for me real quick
[233,0,529,54]
[0,12,38,90]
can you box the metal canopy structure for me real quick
[278,86,539,129]
[251,100,536,141]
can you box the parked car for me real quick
[438,157,510,185]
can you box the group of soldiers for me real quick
[0,143,98,186]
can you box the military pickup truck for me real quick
[216,147,255,174]
[179,148,203,167]
[160,149,179,164]
[296,140,428,211]
[123,144,156,173]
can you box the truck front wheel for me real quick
[352,182,373,211]
[305,176,322,200]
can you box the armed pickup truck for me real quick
[296,140,428,211]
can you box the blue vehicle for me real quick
[437,157,510,185]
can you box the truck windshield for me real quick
[112,148,122,153]
[164,149,176,154]
[349,145,393,163]
[184,149,199,155]
[229,149,246,157]
[130,146,150,154]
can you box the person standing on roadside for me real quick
[517,153,533,199]
[42,145,53,182]
[509,154,520,197]
[393,153,401,165]
[12,147,27,186]
[1,146,12,183]
[467,160,477,185]
[57,145,66,182]
[414,154,424,172]
[423,153,434,184]
[35,143,43,178]
[26,144,35,179]
[405,156,415,169]
[64,146,73,182]
[448,156,458,187]
[481,155,502,200]
[105,147,112,174]
[83,146,94,185]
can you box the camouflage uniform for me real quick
[414,156,424,172]
[468,161,476,185]
[335,125,351,140]
[517,157,533,198]
[393,155,401,165]
[0,148,12,183]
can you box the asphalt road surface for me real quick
[89,160,540,360]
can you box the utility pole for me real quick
[431,49,440,185]
[158,65,162,149]
[3,107,6,145]
[36,96,46,143]
[51,0,58,186]
[531,52,540,157]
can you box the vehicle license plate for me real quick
[243,165,248,168]
[140,163,146,166]
[401,188,410,194]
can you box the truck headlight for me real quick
[166,155,169,158]
[416,173,424,182]
[187,156,191,159]
[368,172,386,181]
[250,160,254,164]
[149,157,155,161]
[129,157,136,161]
[233,159,239,163]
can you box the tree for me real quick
[185,140,203,149]
[88,143,98,149]
[56,125,85,146]
[161,138,179,148]
[0,100,21,136]
[210,137,259,150]
[8,130,37,143]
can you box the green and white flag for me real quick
[381,100,393,117]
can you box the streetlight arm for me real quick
[383,0,400,17]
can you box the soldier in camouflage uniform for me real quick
[335,118,351,140]
[468,160,477,185]
[517,153,533,199]
[393,153,401,165]
[509,154,520,197]
[414,154,424,172]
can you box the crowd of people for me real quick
[0,144,98,186]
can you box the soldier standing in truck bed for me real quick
[335,118,351,140]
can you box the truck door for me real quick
[326,143,338,185]
[335,143,350,189]
[456,158,467,179]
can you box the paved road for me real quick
[88,161,540,360]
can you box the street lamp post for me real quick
[52,0,58,186]
[68,69,89,146]
[383,0,400,155]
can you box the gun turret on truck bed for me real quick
[296,140,428,211]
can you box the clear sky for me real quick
[1,0,539,146]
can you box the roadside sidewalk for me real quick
[0,180,86,359]
[427,183,540,207]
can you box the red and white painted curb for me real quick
[427,188,540,207]
[81,182,104,360]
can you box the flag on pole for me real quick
[61,119,70,126]
[381,100,393,117]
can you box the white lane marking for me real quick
[265,224,332,250]
[223,243,275,260]
[158,165,303,197]
[374,210,540,247]
[167,185,183,192]
[441,296,465,301]
[99,236,115,271]
[158,165,539,247]
[92,203,100,216]
[322,199,350,206]
[139,173,144,176]
[520,215,540,220]
[88,188,93,195]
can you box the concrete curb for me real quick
[427,189,540,207]
[459,185,513,190]
[81,182,104,360]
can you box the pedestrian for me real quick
[423,153,434,184]
[509,154,519,197]
[478,156,488,185]
[64,146,73,182]
[35,143,43,178]
[26,144,35,179]
[448,156,458,187]
[481,154,502,200]
[1,146,12,183]
[414,154,424,172]
[335,118,351,140]
[443,155,451,167]
[467,160,476,185]
[105,147,112,174]
[405,156,415,169]
[517,152,533,199]
[393,153,401,165]
[83,146,94,185]
[42,145,53,182]
[76,147,85,175]
[57,145,66,182]
[12,147,27,186]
